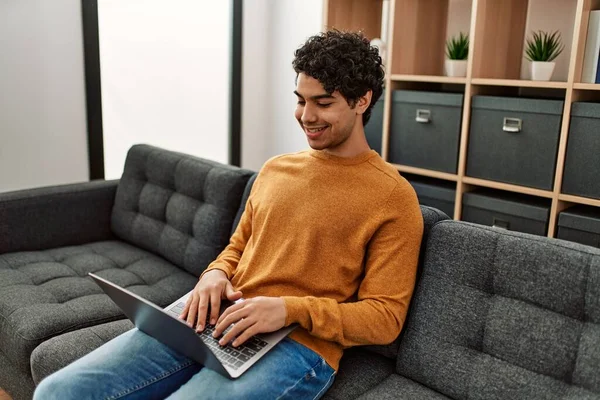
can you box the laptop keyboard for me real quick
[166,301,269,370]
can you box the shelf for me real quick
[471,78,568,89]
[390,74,467,84]
[573,83,600,90]
[325,0,600,235]
[558,194,600,207]
[462,177,554,198]
[393,164,458,182]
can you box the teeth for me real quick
[307,127,325,133]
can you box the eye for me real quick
[317,103,332,108]
[297,100,306,106]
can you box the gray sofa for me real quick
[0,144,254,399]
[1,145,599,399]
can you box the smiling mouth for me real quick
[305,126,327,133]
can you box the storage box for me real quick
[408,178,456,218]
[466,96,563,190]
[562,102,600,199]
[462,189,550,236]
[388,90,463,173]
[557,205,600,248]
[365,95,384,155]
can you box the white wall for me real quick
[241,0,323,171]
[0,0,89,192]
[98,0,231,179]
[241,0,271,171]
[446,0,472,41]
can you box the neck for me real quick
[323,121,371,158]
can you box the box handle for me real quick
[416,109,431,123]
[493,217,510,230]
[503,117,522,133]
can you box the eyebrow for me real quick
[294,91,335,100]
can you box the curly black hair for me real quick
[292,30,385,126]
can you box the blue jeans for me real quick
[34,329,335,400]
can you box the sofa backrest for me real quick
[396,220,600,399]
[365,205,450,359]
[231,173,257,237]
[111,145,254,277]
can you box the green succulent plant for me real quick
[525,30,564,62]
[446,32,469,60]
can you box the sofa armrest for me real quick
[0,180,118,253]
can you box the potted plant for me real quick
[525,30,564,81]
[445,32,469,77]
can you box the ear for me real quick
[355,90,373,115]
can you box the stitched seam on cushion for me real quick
[89,326,110,343]
[422,265,587,324]
[276,356,324,400]
[405,324,581,389]
[435,220,600,256]
[467,233,500,400]
[129,212,201,248]
[172,157,185,196]
[106,359,197,400]
[570,254,593,387]
[421,268,586,325]
[2,252,54,270]
[8,315,128,342]
[584,255,592,324]
[121,177,203,216]
[84,245,130,269]
[0,257,12,269]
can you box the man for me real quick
[34,30,423,400]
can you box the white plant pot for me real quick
[530,61,556,81]
[444,59,467,77]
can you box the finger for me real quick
[214,302,244,334]
[224,282,243,301]
[231,324,259,347]
[195,293,209,332]
[219,318,255,346]
[186,293,199,328]
[209,292,220,326]
[179,294,192,319]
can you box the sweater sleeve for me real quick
[282,183,424,347]
[201,188,254,280]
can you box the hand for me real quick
[179,269,243,332]
[213,296,287,347]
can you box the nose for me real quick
[301,103,318,124]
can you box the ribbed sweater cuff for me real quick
[283,296,310,327]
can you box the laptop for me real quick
[88,273,295,378]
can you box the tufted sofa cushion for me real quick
[28,172,261,385]
[111,144,253,277]
[397,221,600,399]
[0,240,198,375]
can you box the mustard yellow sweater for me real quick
[204,149,423,370]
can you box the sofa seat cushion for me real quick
[0,240,197,373]
[323,348,395,400]
[31,319,134,384]
[355,375,450,399]
[397,221,600,399]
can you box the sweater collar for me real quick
[308,149,378,165]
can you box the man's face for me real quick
[294,73,359,153]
